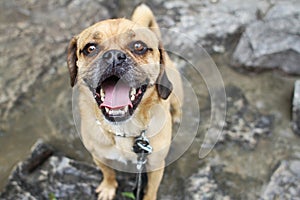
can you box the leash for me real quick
[132,130,152,200]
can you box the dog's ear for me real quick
[67,36,78,87]
[157,43,173,100]
[131,4,161,39]
[132,4,172,99]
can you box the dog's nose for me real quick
[102,50,126,65]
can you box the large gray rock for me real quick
[232,1,300,75]
[260,160,300,199]
[0,0,110,120]
[160,0,265,53]
[292,80,300,135]
[0,140,137,200]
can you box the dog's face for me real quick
[67,19,172,122]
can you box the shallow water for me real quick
[1,54,299,199]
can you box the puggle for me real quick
[67,4,183,200]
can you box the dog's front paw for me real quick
[95,181,118,200]
[143,194,156,200]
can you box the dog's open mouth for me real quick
[94,76,147,122]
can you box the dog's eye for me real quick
[82,43,99,56]
[131,41,148,55]
[134,42,144,51]
[87,45,96,53]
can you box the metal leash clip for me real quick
[132,130,152,200]
[132,130,152,155]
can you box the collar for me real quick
[96,119,147,138]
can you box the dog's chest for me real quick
[104,137,136,164]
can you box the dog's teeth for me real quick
[100,88,105,101]
[108,109,126,116]
[105,107,109,113]
[130,88,136,96]
[107,107,129,116]
[130,88,136,101]
[131,95,135,101]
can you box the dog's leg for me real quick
[170,93,182,124]
[165,58,183,124]
[169,77,183,124]
[93,158,118,200]
[143,163,165,200]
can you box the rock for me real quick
[0,140,138,200]
[260,160,300,199]
[0,0,110,120]
[289,160,300,177]
[232,1,300,75]
[184,165,230,200]
[205,85,273,149]
[160,0,264,54]
[292,80,300,135]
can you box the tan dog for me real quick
[67,4,183,200]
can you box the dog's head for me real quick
[67,5,172,122]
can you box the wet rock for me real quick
[160,0,264,54]
[292,80,300,135]
[232,1,300,75]
[260,160,300,199]
[185,165,230,200]
[220,85,273,149]
[0,0,110,120]
[0,140,137,200]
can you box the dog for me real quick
[67,4,183,200]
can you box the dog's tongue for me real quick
[100,80,133,109]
